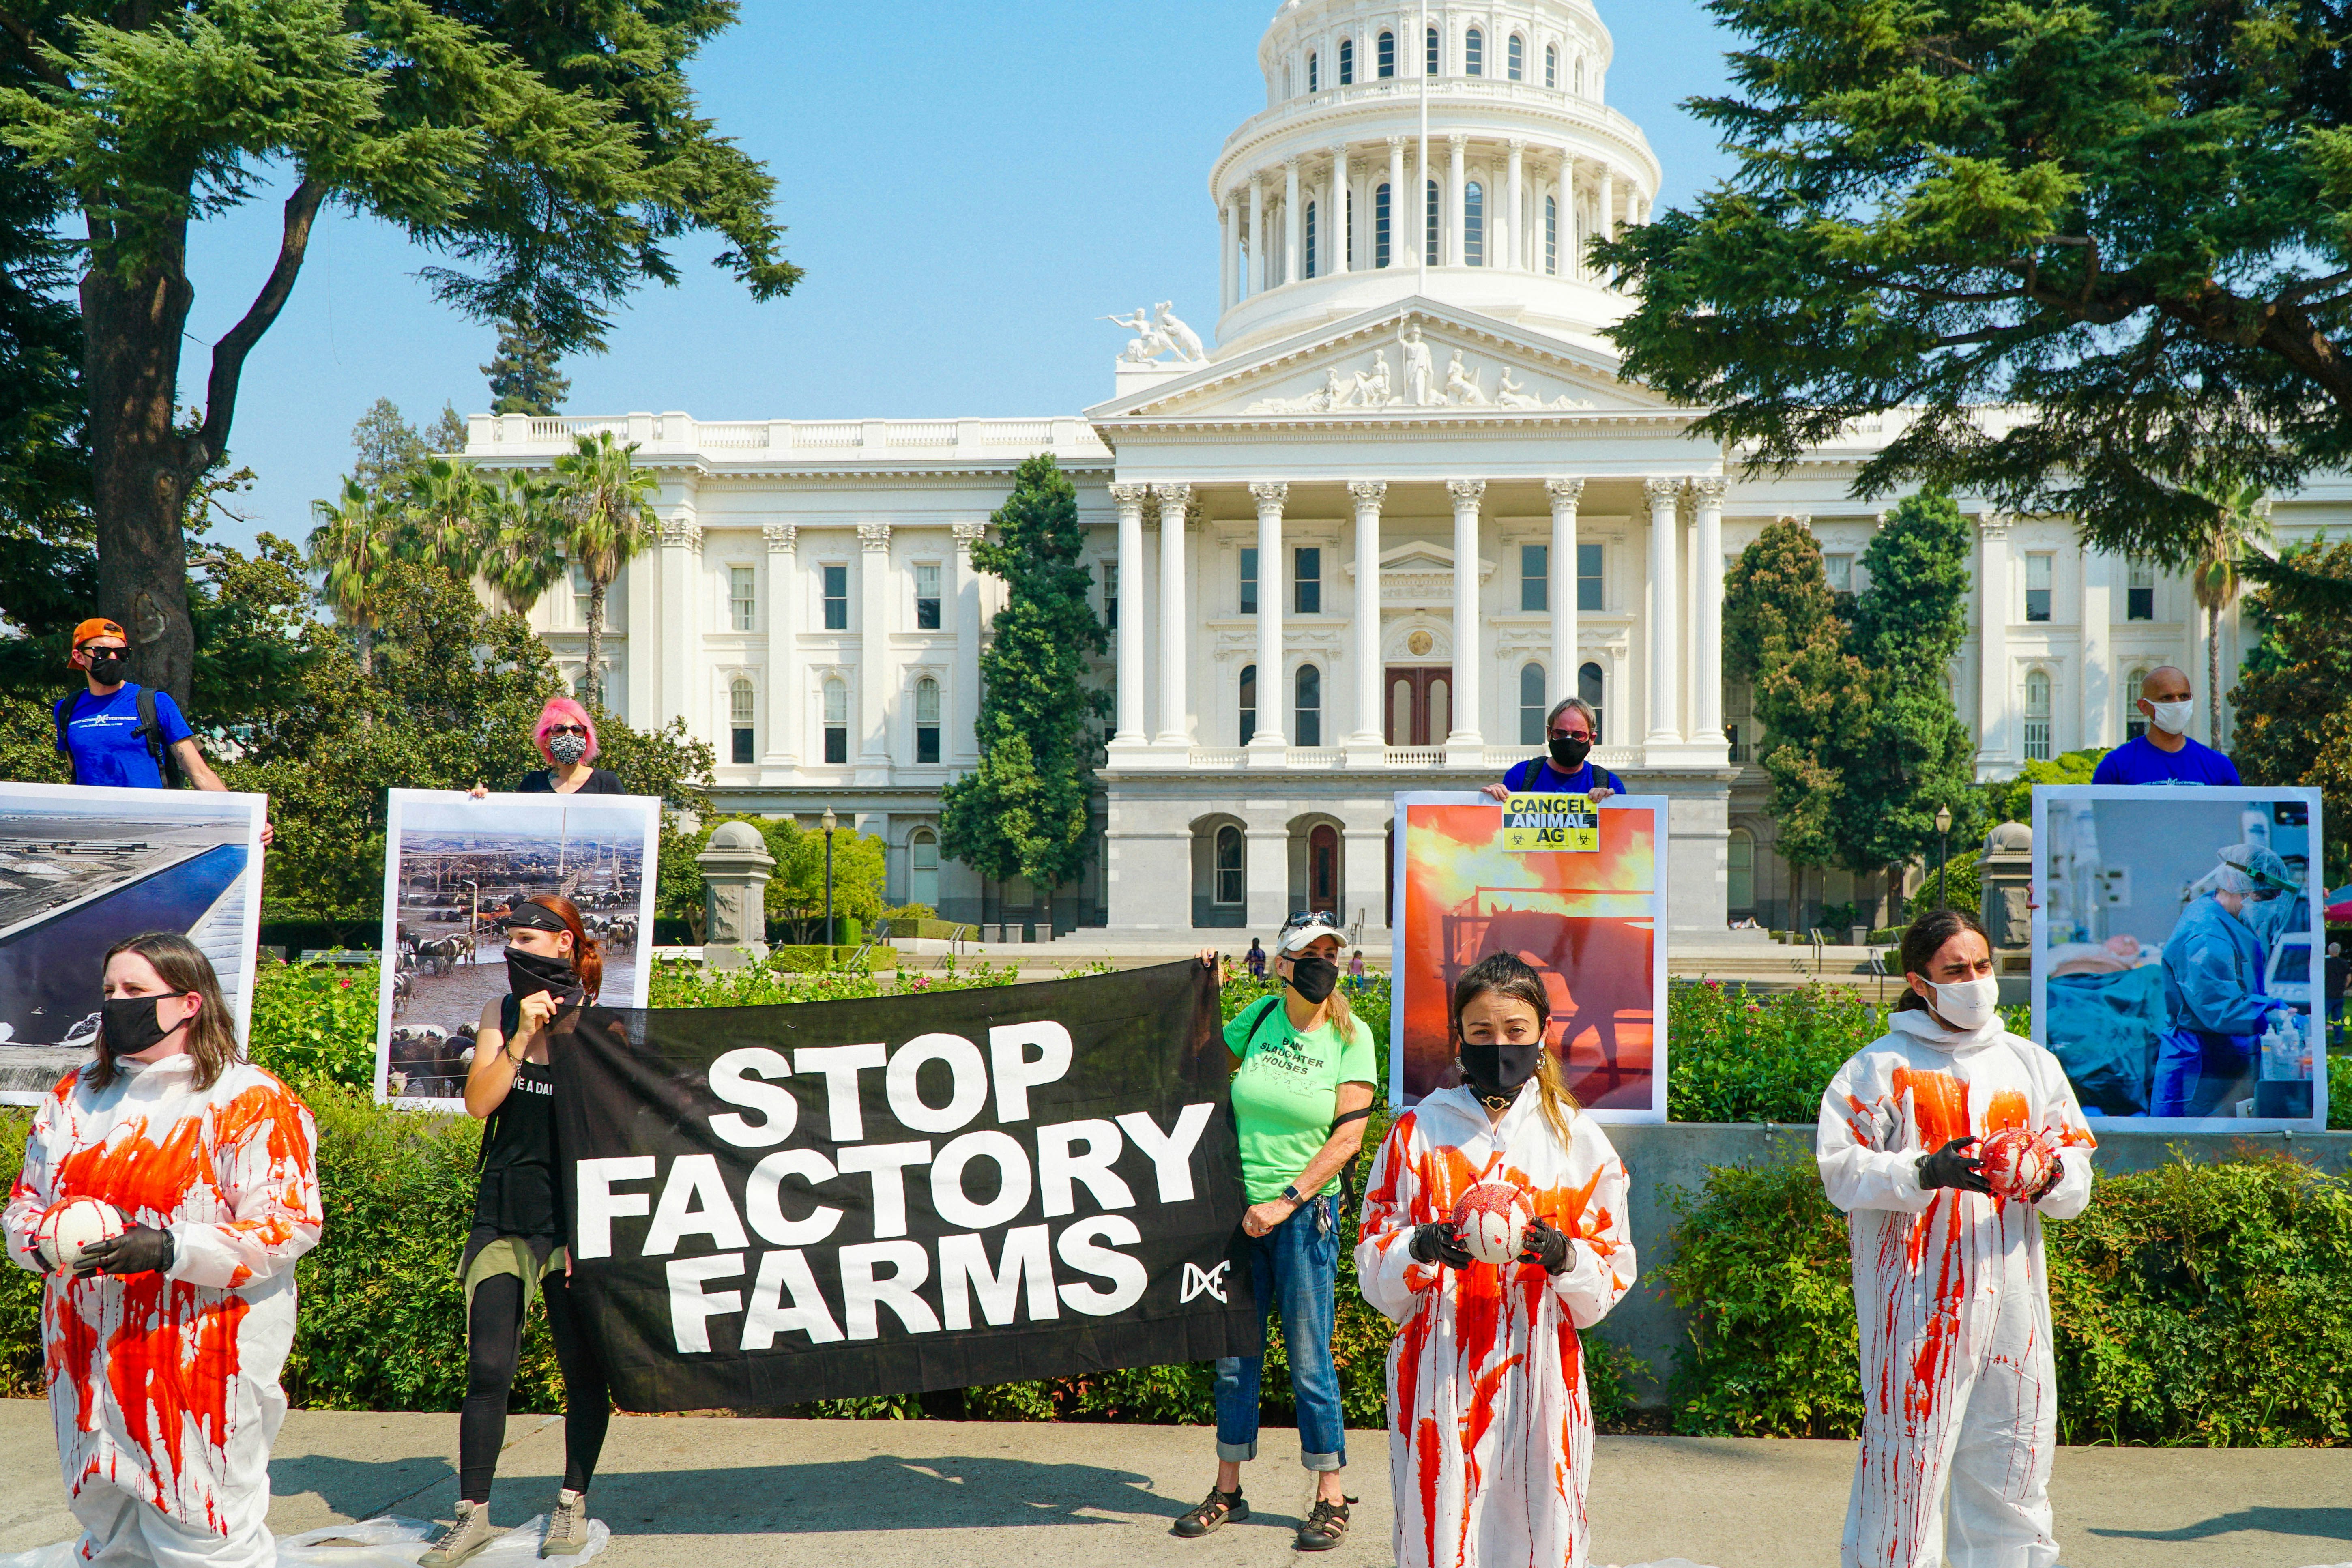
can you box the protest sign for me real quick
[1501,793,1599,854]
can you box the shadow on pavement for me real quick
[271,1452,461,1521]
[579,1454,1182,1534]
[2087,1506,2352,1544]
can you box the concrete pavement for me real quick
[1,1403,2348,1567]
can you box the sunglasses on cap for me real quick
[1278,910,1344,950]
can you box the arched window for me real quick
[1308,51,1319,91]
[729,676,755,765]
[821,677,848,765]
[1308,823,1338,910]
[909,829,940,911]
[1377,29,1395,77]
[1214,825,1244,906]
[1519,663,1547,746]
[915,676,941,764]
[1239,663,1257,746]
[1425,178,1441,264]
[1544,194,1558,274]
[1465,180,1485,266]
[2124,666,2152,741]
[1339,37,1353,83]
[1728,828,1756,913]
[1578,662,1605,744]
[1508,33,1525,79]
[1305,200,1318,278]
[1295,664,1323,747]
[1465,27,1484,75]
[1426,24,1440,75]
[572,666,601,707]
[1546,42,1559,87]
[1375,182,1392,267]
[2023,669,2052,760]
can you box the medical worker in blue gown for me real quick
[2154,844,2302,1117]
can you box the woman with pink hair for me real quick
[475,697,624,796]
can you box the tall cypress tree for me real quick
[483,310,572,417]
[939,455,1110,920]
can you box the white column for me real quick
[1347,479,1387,760]
[1598,164,1615,245]
[1108,483,1148,752]
[761,524,798,769]
[1682,494,1699,738]
[1220,197,1237,311]
[856,523,895,782]
[1153,482,1191,749]
[1446,135,1467,267]
[1284,159,1302,286]
[1250,481,1289,755]
[2080,547,2111,750]
[1546,479,1581,702]
[1559,156,1576,277]
[1977,514,2012,768]
[1386,137,1407,267]
[1330,146,1350,273]
[658,516,699,734]
[1643,477,1682,745]
[951,523,985,763]
[1693,477,1727,750]
[1504,140,1525,271]
[1446,478,1486,760]
[1250,176,1267,294]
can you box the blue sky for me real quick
[180,0,1741,552]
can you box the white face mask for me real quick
[2146,698,2193,735]
[1928,974,2001,1031]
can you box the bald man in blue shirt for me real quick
[2092,665,2241,786]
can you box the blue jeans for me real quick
[2153,1025,2254,1117]
[1214,1194,1347,1472]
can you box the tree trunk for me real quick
[355,623,374,679]
[2206,602,2221,747]
[586,581,606,707]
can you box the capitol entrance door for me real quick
[1385,666,1451,747]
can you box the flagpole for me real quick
[1418,0,1430,291]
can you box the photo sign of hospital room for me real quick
[2033,786,2326,1130]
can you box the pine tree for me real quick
[348,399,426,495]
[939,455,1111,922]
[483,311,571,417]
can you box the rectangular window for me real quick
[1577,542,1603,611]
[1103,562,1119,630]
[1378,30,1394,77]
[2025,552,2053,622]
[730,682,756,765]
[1544,195,1557,275]
[1305,201,1317,279]
[1339,37,1353,83]
[1507,33,1523,79]
[570,563,593,627]
[914,561,942,630]
[1521,543,1548,612]
[1426,25,1439,75]
[1823,552,1854,595]
[915,679,941,765]
[1375,183,1391,268]
[1294,547,1321,614]
[1239,547,1258,615]
[2126,557,2154,621]
[728,565,756,632]
[1425,180,1440,265]
[822,681,848,765]
[822,564,848,630]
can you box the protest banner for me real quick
[2032,785,2326,1130]
[552,959,1258,1411]
[0,781,267,1104]
[1390,792,1669,1118]
[373,789,659,1106]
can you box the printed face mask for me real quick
[2146,698,2193,736]
[1458,1041,1544,1106]
[1929,974,2001,1031]
[548,732,590,766]
[85,652,127,685]
[1547,735,1592,769]
[507,945,583,1004]
[1287,954,1339,1004]
[100,994,186,1056]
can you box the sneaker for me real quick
[421,1500,498,1566]
[1294,1495,1353,1552]
[1171,1486,1248,1538]
[540,1488,590,1557]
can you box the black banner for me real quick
[554,960,1259,1411]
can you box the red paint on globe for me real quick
[1977,1126,2056,1202]
[1450,1181,1531,1265]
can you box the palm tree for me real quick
[551,431,659,706]
[402,455,498,579]
[478,471,569,619]
[2187,477,2275,748]
[307,479,400,676]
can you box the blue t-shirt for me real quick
[1499,756,1624,795]
[2090,735,2241,787]
[55,683,193,788]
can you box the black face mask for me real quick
[86,652,127,685]
[1287,953,1339,1004]
[507,945,583,1005]
[1547,735,1592,770]
[101,994,187,1057]
[1459,1041,1544,1107]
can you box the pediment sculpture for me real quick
[1244,324,1598,414]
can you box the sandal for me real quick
[1171,1486,1248,1538]
[1294,1495,1355,1552]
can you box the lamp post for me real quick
[1934,804,1954,911]
[822,806,837,947]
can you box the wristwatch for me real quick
[1281,1184,1305,1205]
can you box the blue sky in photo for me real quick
[177,0,1742,553]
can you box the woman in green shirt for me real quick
[1173,911,1378,1551]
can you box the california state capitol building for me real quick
[463,0,2325,944]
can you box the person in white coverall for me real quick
[4,932,322,1567]
[1357,951,1635,1568]
[1816,909,2095,1568]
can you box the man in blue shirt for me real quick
[1483,697,1624,801]
[53,619,270,840]
[2091,666,2242,786]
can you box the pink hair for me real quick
[533,696,599,765]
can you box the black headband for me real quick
[506,902,568,933]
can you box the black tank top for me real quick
[472,998,560,1240]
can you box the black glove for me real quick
[1409,1221,1473,1268]
[1518,1216,1572,1276]
[76,1225,175,1279]
[1915,1137,1992,1196]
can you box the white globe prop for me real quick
[36,1197,125,1275]
[1450,1182,1532,1267]
[1976,1127,2058,1203]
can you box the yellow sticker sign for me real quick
[1502,793,1599,853]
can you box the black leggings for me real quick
[458,1269,612,1503]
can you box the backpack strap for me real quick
[134,686,184,789]
[1232,993,1285,1057]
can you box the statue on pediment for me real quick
[1154,302,1207,362]
[1401,323,1437,406]
[1444,350,1489,406]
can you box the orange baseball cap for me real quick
[71,618,127,649]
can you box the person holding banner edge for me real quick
[1179,910,1377,1551]
[1482,696,1621,802]
[424,895,614,1564]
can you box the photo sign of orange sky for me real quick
[1391,795,1668,1119]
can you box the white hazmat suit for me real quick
[1356,1081,1635,1568]
[4,1055,322,1566]
[1815,1007,2096,1568]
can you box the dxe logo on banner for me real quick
[1181,1260,1230,1304]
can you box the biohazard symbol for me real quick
[1180,1260,1231,1304]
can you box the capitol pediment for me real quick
[1086,299,1683,426]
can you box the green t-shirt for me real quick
[1224,997,1380,1203]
